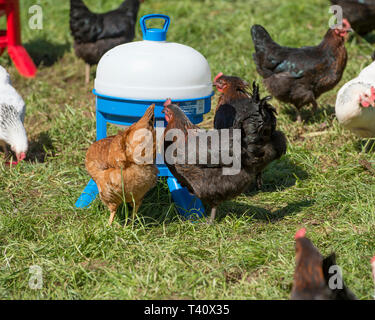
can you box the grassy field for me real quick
[0,0,374,300]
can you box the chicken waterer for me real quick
[75,14,214,219]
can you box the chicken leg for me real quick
[256,173,263,190]
[312,99,318,112]
[296,110,302,123]
[85,64,90,85]
[108,203,119,226]
[208,207,217,225]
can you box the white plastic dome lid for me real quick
[94,14,213,101]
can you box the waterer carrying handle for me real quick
[140,14,171,41]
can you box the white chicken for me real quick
[335,61,375,138]
[0,65,28,164]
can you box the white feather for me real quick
[0,65,28,155]
[0,65,25,120]
[335,61,375,138]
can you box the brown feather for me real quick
[85,104,159,224]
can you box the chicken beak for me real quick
[16,152,26,163]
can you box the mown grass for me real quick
[0,0,374,299]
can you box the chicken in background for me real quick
[335,60,375,138]
[162,83,286,224]
[213,73,287,189]
[330,0,375,36]
[69,0,144,84]
[251,20,351,122]
[85,104,158,225]
[291,228,357,300]
[0,65,27,165]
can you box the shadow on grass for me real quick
[218,199,314,223]
[27,131,55,163]
[354,139,375,153]
[24,38,70,67]
[281,103,335,124]
[245,156,309,195]
[116,157,310,225]
[115,179,178,226]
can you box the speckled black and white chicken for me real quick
[0,65,28,165]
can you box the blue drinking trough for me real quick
[75,14,214,220]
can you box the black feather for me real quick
[69,0,141,65]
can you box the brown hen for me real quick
[85,104,158,225]
[291,228,357,300]
[251,20,351,122]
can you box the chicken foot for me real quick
[107,200,141,226]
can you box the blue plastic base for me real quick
[167,177,205,219]
[75,179,98,209]
[75,90,213,219]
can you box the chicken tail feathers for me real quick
[251,81,276,115]
[322,253,357,300]
[251,25,281,78]
[239,82,285,169]
[131,104,155,131]
[251,24,274,52]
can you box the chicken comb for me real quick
[164,98,172,108]
[342,18,351,29]
[371,87,375,100]
[295,228,306,240]
[371,255,375,264]
[214,72,223,83]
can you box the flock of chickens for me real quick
[0,0,374,299]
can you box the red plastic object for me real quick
[0,0,36,78]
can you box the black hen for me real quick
[251,21,351,122]
[162,83,286,224]
[291,228,357,300]
[69,0,143,83]
[330,0,375,36]
[213,74,287,189]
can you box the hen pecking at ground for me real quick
[0,65,27,165]
[85,104,158,226]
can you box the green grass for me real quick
[0,0,374,299]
